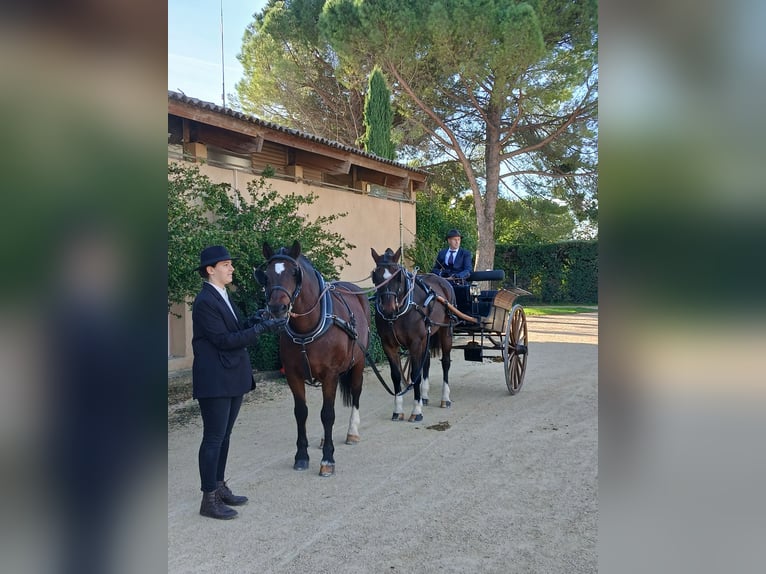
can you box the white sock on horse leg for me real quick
[347,406,360,437]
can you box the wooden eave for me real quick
[168,98,427,185]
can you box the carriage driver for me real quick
[432,229,473,280]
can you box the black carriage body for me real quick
[448,270,530,394]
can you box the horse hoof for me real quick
[345,434,360,444]
[422,398,429,406]
[392,413,404,421]
[408,413,423,422]
[294,460,309,471]
[319,462,335,476]
[440,400,452,408]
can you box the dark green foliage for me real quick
[404,189,477,272]
[563,242,599,303]
[320,0,598,271]
[496,241,597,304]
[361,66,395,159]
[236,0,367,147]
[249,332,282,371]
[168,162,355,370]
[366,305,386,365]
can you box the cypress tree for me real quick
[361,66,395,160]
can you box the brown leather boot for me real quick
[217,480,248,506]
[200,490,237,520]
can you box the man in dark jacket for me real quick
[191,245,285,520]
[432,229,473,280]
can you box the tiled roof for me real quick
[168,90,429,176]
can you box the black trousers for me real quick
[197,395,243,492]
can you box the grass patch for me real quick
[523,305,598,316]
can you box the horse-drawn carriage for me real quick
[256,241,530,475]
[370,247,530,423]
[447,269,530,395]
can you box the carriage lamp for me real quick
[469,282,481,298]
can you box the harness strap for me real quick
[362,345,398,396]
[331,288,359,374]
[300,344,320,387]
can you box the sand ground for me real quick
[168,312,598,574]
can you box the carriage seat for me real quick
[467,270,505,316]
[466,269,505,282]
[449,270,507,317]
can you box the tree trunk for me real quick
[473,109,501,272]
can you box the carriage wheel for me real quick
[503,305,528,395]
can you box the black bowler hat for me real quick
[445,229,462,239]
[198,245,237,271]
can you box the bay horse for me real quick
[371,247,455,422]
[257,241,370,476]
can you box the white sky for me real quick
[168,0,269,105]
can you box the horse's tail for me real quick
[429,331,442,358]
[339,370,353,407]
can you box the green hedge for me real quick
[496,241,598,304]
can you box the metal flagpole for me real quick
[220,0,226,109]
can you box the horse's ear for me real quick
[263,242,273,259]
[371,247,381,264]
[289,240,301,258]
[394,247,402,262]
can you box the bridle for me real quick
[373,263,414,321]
[254,253,303,316]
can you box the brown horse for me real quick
[371,247,455,422]
[257,241,370,476]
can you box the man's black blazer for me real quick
[191,282,259,399]
[432,247,473,280]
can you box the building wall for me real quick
[168,155,417,371]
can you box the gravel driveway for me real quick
[168,312,598,573]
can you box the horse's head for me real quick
[256,240,303,319]
[371,247,406,318]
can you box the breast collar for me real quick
[285,269,334,345]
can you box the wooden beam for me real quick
[294,149,350,174]
[194,124,264,155]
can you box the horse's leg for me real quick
[345,363,365,444]
[386,348,405,421]
[439,330,452,408]
[421,352,431,406]
[377,325,405,421]
[288,378,310,471]
[408,342,425,423]
[319,380,338,476]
